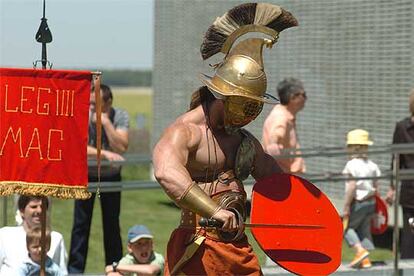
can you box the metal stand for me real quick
[34,1,53,274]
[34,0,52,69]
[393,153,400,276]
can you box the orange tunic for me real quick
[164,228,261,275]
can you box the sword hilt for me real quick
[199,207,240,228]
[198,208,244,242]
[199,217,223,228]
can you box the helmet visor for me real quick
[224,96,264,127]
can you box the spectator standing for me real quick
[386,88,414,259]
[15,227,64,276]
[68,84,129,273]
[0,195,67,275]
[262,78,307,266]
[342,129,380,269]
[262,78,307,173]
[105,225,164,276]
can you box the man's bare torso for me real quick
[263,105,297,149]
[262,104,304,172]
[176,105,244,192]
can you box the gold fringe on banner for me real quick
[0,181,91,199]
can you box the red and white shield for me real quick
[371,194,388,235]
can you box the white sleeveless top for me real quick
[342,158,381,201]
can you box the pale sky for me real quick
[0,0,154,70]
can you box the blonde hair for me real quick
[347,144,368,159]
[26,227,51,251]
[409,88,414,116]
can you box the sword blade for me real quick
[244,223,325,229]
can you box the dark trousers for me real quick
[68,192,123,273]
[401,207,414,259]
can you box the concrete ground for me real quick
[71,260,414,276]
[262,259,414,275]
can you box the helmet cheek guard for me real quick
[224,96,263,129]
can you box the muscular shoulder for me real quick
[159,120,202,150]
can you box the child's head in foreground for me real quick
[26,227,51,264]
[127,225,154,264]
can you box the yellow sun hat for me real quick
[346,129,373,145]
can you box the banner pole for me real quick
[93,75,102,197]
[35,0,52,273]
[40,197,48,276]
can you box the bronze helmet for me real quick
[199,3,298,130]
[200,37,278,104]
[199,3,298,105]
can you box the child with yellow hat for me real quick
[342,129,380,269]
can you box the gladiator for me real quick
[153,3,298,275]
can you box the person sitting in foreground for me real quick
[0,196,67,275]
[105,225,164,276]
[15,227,64,276]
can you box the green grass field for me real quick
[0,87,393,273]
[0,189,394,273]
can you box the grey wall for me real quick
[153,0,414,193]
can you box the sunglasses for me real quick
[293,91,307,99]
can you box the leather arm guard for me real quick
[178,183,221,218]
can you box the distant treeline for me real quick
[100,69,152,87]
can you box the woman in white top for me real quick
[342,129,380,269]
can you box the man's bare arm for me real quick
[87,145,125,161]
[266,119,306,173]
[91,112,129,153]
[153,123,198,201]
[119,263,161,275]
[289,152,306,173]
[103,124,129,153]
[265,127,286,156]
[264,117,288,156]
[153,123,237,230]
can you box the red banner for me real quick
[0,68,92,199]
